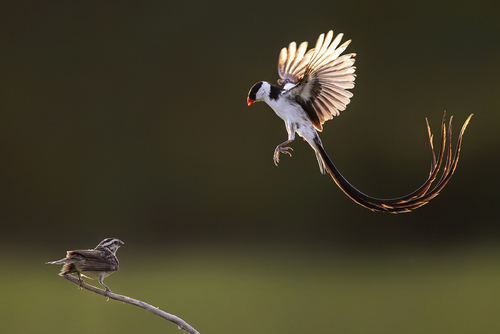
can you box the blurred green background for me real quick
[1,0,499,333]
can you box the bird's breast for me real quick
[81,271,114,280]
[269,99,304,123]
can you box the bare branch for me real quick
[61,274,200,334]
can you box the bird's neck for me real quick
[95,246,116,255]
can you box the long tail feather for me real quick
[314,113,473,213]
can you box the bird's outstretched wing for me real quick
[278,31,356,131]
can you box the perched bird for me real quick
[247,31,472,213]
[46,238,124,292]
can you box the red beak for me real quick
[247,98,255,106]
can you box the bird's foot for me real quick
[104,289,111,300]
[100,281,112,300]
[273,144,293,166]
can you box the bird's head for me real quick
[95,238,124,254]
[247,81,268,106]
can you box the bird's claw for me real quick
[273,146,293,166]
[104,289,111,301]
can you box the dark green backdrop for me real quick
[1,0,497,249]
[2,1,500,334]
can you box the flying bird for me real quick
[247,30,472,213]
[46,238,124,292]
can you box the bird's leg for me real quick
[274,139,294,166]
[77,272,84,289]
[99,276,112,294]
[98,276,112,301]
[274,125,296,166]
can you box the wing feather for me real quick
[79,258,118,272]
[278,42,313,86]
[71,250,119,272]
[278,31,356,131]
[288,42,308,75]
[278,47,288,79]
[284,42,296,75]
[321,87,351,105]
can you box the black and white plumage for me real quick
[247,31,473,213]
[247,31,355,174]
[46,238,124,292]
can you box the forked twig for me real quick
[61,274,200,334]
